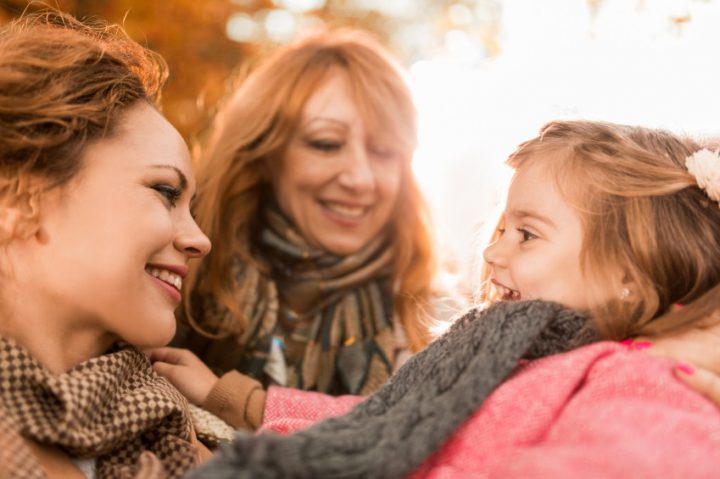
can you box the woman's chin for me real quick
[125,321,176,349]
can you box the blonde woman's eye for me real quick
[307,139,342,152]
[369,144,397,160]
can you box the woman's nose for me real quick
[337,145,376,192]
[175,217,211,258]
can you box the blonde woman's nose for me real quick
[337,144,375,192]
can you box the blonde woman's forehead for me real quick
[300,72,358,124]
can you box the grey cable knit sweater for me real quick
[186,300,594,479]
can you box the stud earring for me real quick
[619,287,630,300]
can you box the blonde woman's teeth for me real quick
[324,201,366,218]
[146,267,182,290]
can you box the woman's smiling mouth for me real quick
[145,264,187,303]
[319,200,369,222]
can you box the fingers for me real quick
[151,360,182,383]
[645,328,720,374]
[151,354,219,405]
[675,363,720,407]
[145,347,197,366]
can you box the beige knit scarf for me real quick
[0,336,198,478]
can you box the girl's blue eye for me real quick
[518,228,537,242]
[152,184,181,207]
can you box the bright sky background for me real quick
[408,0,720,289]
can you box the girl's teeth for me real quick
[496,284,520,301]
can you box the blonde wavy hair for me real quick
[481,120,720,339]
[184,29,436,351]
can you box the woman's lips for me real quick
[319,200,369,226]
[145,264,184,303]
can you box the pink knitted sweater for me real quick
[262,342,720,478]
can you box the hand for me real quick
[674,364,720,406]
[145,347,219,405]
[644,322,720,374]
[641,321,720,408]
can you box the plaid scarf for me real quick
[0,336,198,478]
[182,206,397,395]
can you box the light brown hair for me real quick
[0,9,167,240]
[184,29,436,350]
[482,120,720,339]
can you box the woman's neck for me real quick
[0,298,116,374]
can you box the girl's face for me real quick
[483,161,601,310]
[272,69,403,255]
[11,103,210,348]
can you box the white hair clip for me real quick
[685,148,720,204]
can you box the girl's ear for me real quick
[618,271,637,301]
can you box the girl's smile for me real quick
[484,160,609,310]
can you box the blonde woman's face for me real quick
[273,70,403,255]
[483,161,605,310]
[14,103,210,348]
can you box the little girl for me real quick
[187,120,720,478]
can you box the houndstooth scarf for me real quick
[186,300,596,479]
[0,336,198,478]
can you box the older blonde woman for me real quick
[152,29,451,431]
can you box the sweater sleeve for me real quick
[201,370,266,430]
[261,386,365,435]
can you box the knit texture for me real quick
[186,300,592,479]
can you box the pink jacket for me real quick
[262,342,720,478]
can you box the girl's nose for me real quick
[483,237,506,269]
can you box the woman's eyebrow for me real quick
[148,164,188,190]
[303,117,349,129]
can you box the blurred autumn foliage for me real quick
[0,0,261,142]
[1,0,501,142]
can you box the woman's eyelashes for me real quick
[306,137,343,153]
[304,136,397,160]
[369,143,398,161]
[152,184,182,207]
